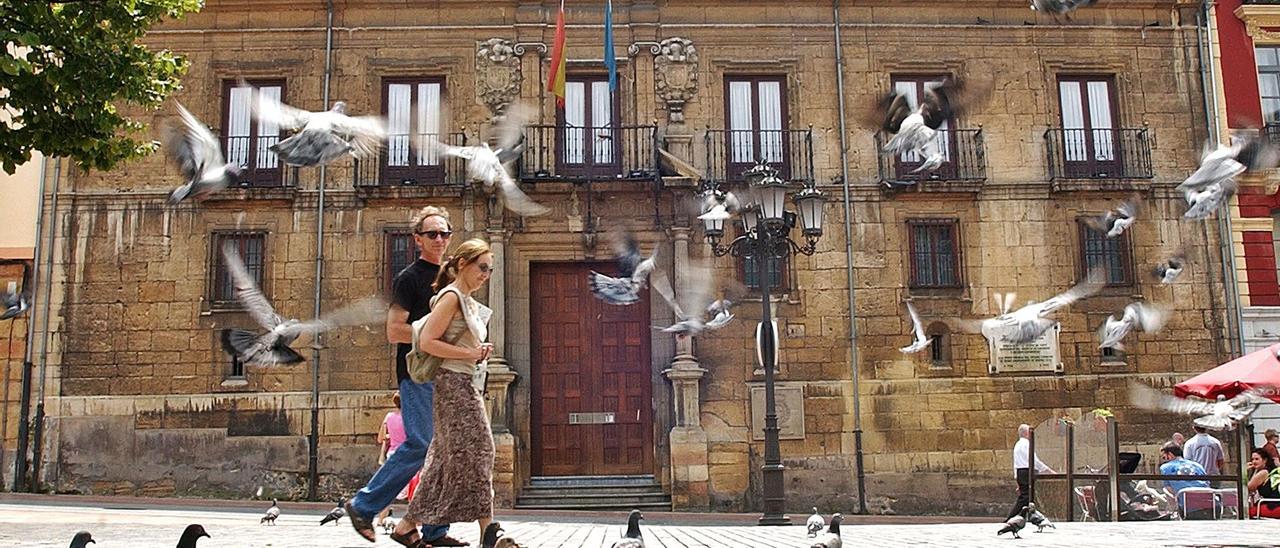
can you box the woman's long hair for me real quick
[433,238,491,291]
[1253,447,1278,471]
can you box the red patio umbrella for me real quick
[1174,343,1280,403]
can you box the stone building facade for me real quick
[2,0,1235,515]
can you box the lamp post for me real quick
[700,160,826,525]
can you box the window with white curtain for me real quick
[725,76,787,169]
[1256,46,1280,123]
[1058,77,1116,164]
[383,79,443,168]
[222,79,283,174]
[890,76,952,164]
[560,75,617,169]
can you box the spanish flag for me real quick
[547,0,567,106]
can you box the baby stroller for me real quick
[1091,452,1175,521]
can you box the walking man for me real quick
[1008,424,1054,520]
[345,206,466,546]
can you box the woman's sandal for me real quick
[389,528,429,548]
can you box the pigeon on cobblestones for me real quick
[482,521,523,548]
[381,509,397,535]
[806,507,825,537]
[260,498,279,525]
[588,232,658,306]
[981,274,1103,344]
[319,498,346,526]
[219,244,384,366]
[1025,503,1055,533]
[997,514,1026,539]
[900,301,932,354]
[1097,302,1167,351]
[610,510,644,548]
[1086,196,1140,238]
[69,531,95,548]
[176,524,209,548]
[1151,250,1186,284]
[164,103,240,205]
[1130,383,1271,431]
[2,283,28,320]
[432,103,548,217]
[253,92,387,167]
[809,513,842,548]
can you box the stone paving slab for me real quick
[0,502,1277,547]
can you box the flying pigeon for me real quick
[1025,503,1055,533]
[1097,302,1168,351]
[1151,250,1186,284]
[697,188,742,222]
[1182,178,1238,221]
[69,531,95,548]
[997,514,1026,539]
[610,510,644,548]
[176,524,210,548]
[253,92,387,167]
[876,76,986,173]
[2,284,28,320]
[588,232,659,306]
[1030,0,1099,15]
[218,244,385,366]
[260,498,280,525]
[1180,132,1280,220]
[651,265,729,338]
[1086,196,1140,238]
[319,498,346,526]
[806,507,825,538]
[431,104,548,217]
[1130,382,1273,430]
[808,513,842,548]
[164,103,240,205]
[900,300,932,354]
[703,298,736,331]
[981,275,1103,344]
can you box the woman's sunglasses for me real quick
[477,263,496,274]
[415,230,452,240]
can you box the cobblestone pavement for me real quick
[1,501,1277,547]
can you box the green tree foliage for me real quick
[0,0,204,174]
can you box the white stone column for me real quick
[662,226,710,509]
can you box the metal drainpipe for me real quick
[832,0,867,515]
[30,155,61,492]
[13,154,47,491]
[1196,0,1245,358]
[308,0,335,502]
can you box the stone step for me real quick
[511,500,673,511]
[518,484,667,497]
[527,475,658,487]
[515,492,673,507]
[516,475,671,511]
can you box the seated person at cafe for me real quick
[1159,443,1209,503]
[1247,447,1280,519]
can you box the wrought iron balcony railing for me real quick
[353,132,469,187]
[518,124,659,182]
[1044,127,1153,180]
[704,128,814,185]
[1264,123,1280,144]
[222,134,297,188]
[875,128,987,188]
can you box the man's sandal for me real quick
[344,500,378,543]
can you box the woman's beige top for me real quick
[428,284,492,375]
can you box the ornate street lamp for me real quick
[701,160,826,525]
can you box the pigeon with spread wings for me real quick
[165,103,240,204]
[253,91,387,167]
[218,244,384,366]
[874,76,989,174]
[651,264,725,338]
[1130,382,1273,431]
[981,274,1103,344]
[588,232,659,306]
[900,300,932,354]
[431,103,548,216]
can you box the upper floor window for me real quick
[725,75,788,177]
[383,78,444,183]
[559,74,619,177]
[385,229,418,294]
[1057,76,1119,177]
[907,219,961,289]
[1078,219,1132,286]
[222,79,284,186]
[209,231,267,309]
[1257,47,1280,123]
[890,75,954,174]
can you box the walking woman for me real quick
[392,239,496,547]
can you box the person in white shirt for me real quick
[1008,424,1055,520]
[1182,425,1225,476]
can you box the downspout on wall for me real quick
[308,0,336,502]
[30,155,61,492]
[12,154,47,491]
[832,0,867,515]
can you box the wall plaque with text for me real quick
[983,322,1064,374]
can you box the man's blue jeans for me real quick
[351,379,449,541]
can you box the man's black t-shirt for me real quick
[392,258,441,384]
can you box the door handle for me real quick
[636,409,640,421]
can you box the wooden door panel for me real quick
[531,262,653,476]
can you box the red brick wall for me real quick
[1243,231,1280,305]
[1217,0,1264,129]
[0,262,29,457]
